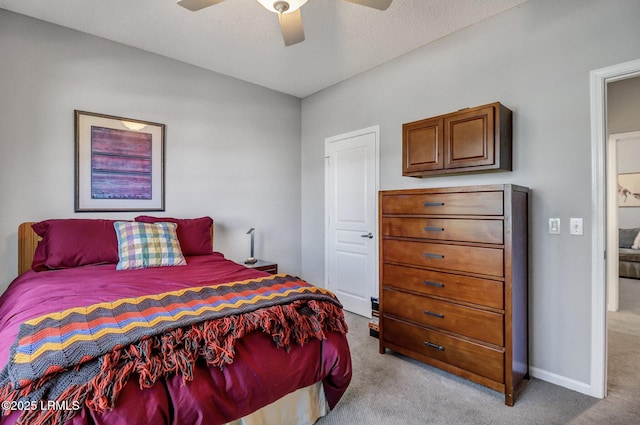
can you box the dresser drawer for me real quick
[381,191,503,216]
[383,264,504,309]
[382,217,503,244]
[383,239,504,277]
[383,288,504,345]
[383,317,504,383]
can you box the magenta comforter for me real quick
[0,253,352,425]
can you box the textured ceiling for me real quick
[0,0,530,98]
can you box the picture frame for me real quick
[618,172,640,207]
[75,110,165,212]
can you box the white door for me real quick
[325,126,379,317]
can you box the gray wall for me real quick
[609,77,640,135]
[0,9,302,289]
[607,77,640,229]
[610,77,640,228]
[300,0,640,392]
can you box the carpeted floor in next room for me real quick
[317,280,640,425]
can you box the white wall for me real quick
[616,138,640,229]
[300,0,640,393]
[0,10,302,290]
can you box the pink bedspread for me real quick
[0,253,351,425]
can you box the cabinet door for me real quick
[444,105,495,169]
[402,117,443,175]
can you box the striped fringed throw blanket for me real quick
[0,274,347,425]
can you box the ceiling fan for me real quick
[177,0,393,46]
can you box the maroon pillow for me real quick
[135,216,213,256]
[31,219,120,271]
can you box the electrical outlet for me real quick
[570,218,583,235]
[549,218,561,234]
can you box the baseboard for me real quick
[529,366,594,397]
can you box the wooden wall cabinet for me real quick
[378,184,529,406]
[402,102,512,177]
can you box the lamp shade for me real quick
[121,121,147,131]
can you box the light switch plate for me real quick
[549,218,561,234]
[570,218,583,235]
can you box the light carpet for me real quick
[317,280,640,424]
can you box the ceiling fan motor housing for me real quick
[273,1,290,13]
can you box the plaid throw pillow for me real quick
[114,221,187,270]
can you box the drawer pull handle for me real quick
[424,227,444,232]
[423,253,444,259]
[424,310,445,319]
[423,202,445,207]
[423,280,444,288]
[424,341,445,351]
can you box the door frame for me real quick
[606,133,619,313]
[590,58,640,398]
[324,125,380,315]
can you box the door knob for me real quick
[361,232,373,239]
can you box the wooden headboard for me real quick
[17,221,214,276]
[18,222,40,276]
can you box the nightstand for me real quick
[243,259,278,274]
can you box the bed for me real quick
[619,228,640,279]
[0,218,351,425]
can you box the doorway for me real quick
[606,80,640,408]
[324,125,380,317]
[590,59,640,398]
[607,131,640,312]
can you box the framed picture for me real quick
[75,110,165,212]
[618,172,640,207]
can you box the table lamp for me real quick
[244,228,257,264]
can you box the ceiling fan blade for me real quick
[343,0,392,10]
[177,0,225,12]
[278,9,305,46]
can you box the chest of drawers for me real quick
[378,184,529,406]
